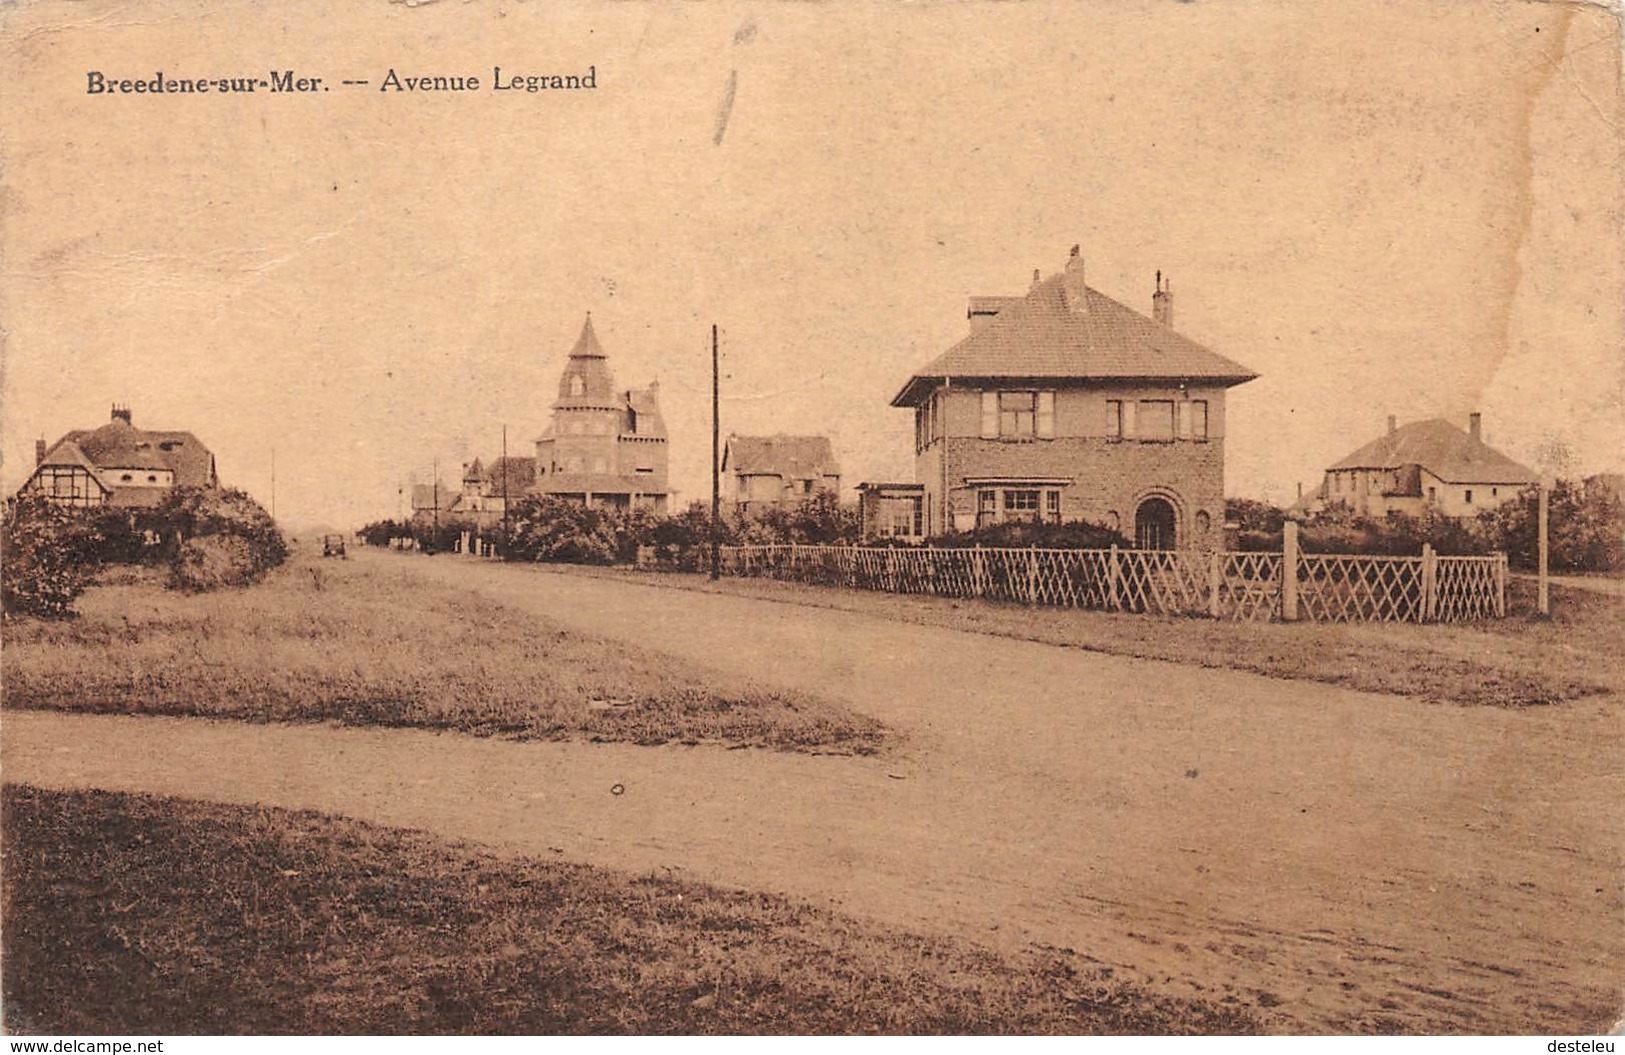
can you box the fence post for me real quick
[1026,546,1039,605]
[1496,551,1507,618]
[1281,521,1300,622]
[1208,549,1223,619]
[1108,544,1121,611]
[1420,543,1437,622]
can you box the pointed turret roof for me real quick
[554,314,620,409]
[569,313,607,359]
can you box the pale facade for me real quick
[1316,414,1535,519]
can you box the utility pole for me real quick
[501,423,510,557]
[711,323,721,581]
[1538,479,1551,617]
[270,447,277,522]
[432,457,439,542]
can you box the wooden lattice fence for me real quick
[720,535,1506,624]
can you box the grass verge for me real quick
[1,785,1260,1035]
[549,565,1621,708]
[2,556,886,755]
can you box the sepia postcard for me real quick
[1,0,1621,1041]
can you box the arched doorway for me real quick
[1135,497,1177,550]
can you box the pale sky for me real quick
[2,0,1620,531]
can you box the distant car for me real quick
[322,534,347,559]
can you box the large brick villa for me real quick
[887,247,1258,549]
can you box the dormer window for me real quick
[569,375,585,397]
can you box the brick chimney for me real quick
[111,403,132,425]
[1387,414,1397,435]
[1152,271,1173,327]
[1063,245,1088,312]
[1469,412,1482,441]
[35,438,46,465]
[1030,268,1041,291]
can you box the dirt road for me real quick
[1513,571,1625,599]
[6,552,1622,1032]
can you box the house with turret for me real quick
[533,315,670,513]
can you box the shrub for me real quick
[1472,480,1623,573]
[358,519,412,547]
[930,518,1130,550]
[506,496,621,565]
[154,487,286,588]
[644,503,724,571]
[410,518,470,555]
[1225,498,1286,535]
[1237,507,1497,557]
[168,534,263,592]
[1285,487,1624,569]
[1,496,96,619]
[81,506,163,565]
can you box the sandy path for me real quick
[1512,572,1625,599]
[6,553,1622,1032]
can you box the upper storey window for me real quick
[980,391,1054,440]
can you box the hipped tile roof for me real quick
[893,272,1256,406]
[1328,419,1536,484]
[723,435,841,479]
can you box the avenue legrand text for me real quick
[84,67,598,95]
